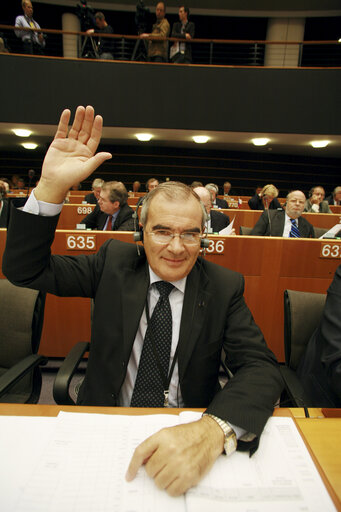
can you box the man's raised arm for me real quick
[34,105,112,204]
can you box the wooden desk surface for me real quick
[0,404,339,509]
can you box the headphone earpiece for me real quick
[133,229,143,243]
[200,238,210,249]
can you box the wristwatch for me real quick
[203,413,237,456]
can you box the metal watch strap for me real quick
[203,413,237,455]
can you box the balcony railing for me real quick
[1,24,340,67]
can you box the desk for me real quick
[1,229,339,358]
[0,405,339,511]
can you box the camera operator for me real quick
[15,0,46,55]
[86,12,114,60]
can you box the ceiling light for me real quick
[21,142,38,150]
[192,136,209,144]
[12,129,32,137]
[135,133,153,142]
[310,140,330,148]
[251,138,270,146]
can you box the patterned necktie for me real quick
[105,215,113,230]
[289,218,301,238]
[131,281,174,407]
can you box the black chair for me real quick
[0,279,47,403]
[313,226,328,238]
[280,289,326,407]
[239,226,253,235]
[53,341,89,405]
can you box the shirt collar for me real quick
[148,266,187,294]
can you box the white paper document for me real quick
[219,215,235,235]
[0,413,336,512]
[319,223,341,238]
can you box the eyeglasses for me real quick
[147,229,202,245]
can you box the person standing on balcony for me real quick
[170,6,195,64]
[140,2,170,63]
[15,1,45,55]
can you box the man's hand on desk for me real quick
[35,106,112,204]
[126,416,224,496]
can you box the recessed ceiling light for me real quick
[192,136,209,144]
[310,140,330,148]
[251,138,270,146]
[135,133,153,141]
[12,129,32,137]
[21,142,38,150]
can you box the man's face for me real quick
[23,1,33,17]
[193,188,211,215]
[224,183,231,194]
[335,189,341,202]
[156,2,165,20]
[179,7,187,22]
[148,180,159,192]
[93,186,102,200]
[285,191,306,219]
[95,17,105,29]
[312,187,325,203]
[143,194,203,282]
[98,190,119,215]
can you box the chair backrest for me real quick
[283,289,326,370]
[0,279,45,402]
[313,226,328,238]
[239,226,253,235]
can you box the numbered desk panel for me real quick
[57,204,96,230]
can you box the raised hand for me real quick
[35,105,112,203]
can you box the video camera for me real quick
[76,0,95,31]
[135,0,150,34]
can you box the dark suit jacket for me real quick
[250,210,315,238]
[215,197,229,209]
[82,203,134,231]
[84,192,97,204]
[210,209,230,233]
[0,199,9,228]
[248,194,282,211]
[3,206,282,443]
[297,265,341,407]
[171,21,195,62]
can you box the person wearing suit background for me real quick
[304,186,332,213]
[82,180,134,230]
[248,183,282,211]
[84,178,104,204]
[3,106,282,496]
[170,5,195,64]
[193,186,231,233]
[250,190,315,238]
[205,183,228,209]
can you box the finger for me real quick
[125,437,158,482]
[87,114,104,155]
[68,105,86,140]
[83,152,112,176]
[78,105,95,145]
[54,109,71,140]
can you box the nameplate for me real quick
[319,242,341,259]
[66,234,96,251]
[77,206,94,215]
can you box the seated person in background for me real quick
[0,181,9,228]
[326,186,341,206]
[190,180,203,188]
[194,186,231,233]
[17,178,26,189]
[0,179,10,193]
[170,6,194,64]
[82,180,134,230]
[250,190,314,238]
[132,180,141,193]
[304,186,332,213]
[15,0,45,55]
[85,178,104,204]
[146,177,159,192]
[2,106,282,495]
[206,183,228,209]
[248,184,282,211]
[297,264,341,407]
[86,12,114,60]
[223,181,232,196]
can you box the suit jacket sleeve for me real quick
[171,21,195,39]
[250,211,268,236]
[82,203,101,229]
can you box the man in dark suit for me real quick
[250,190,315,238]
[206,183,229,209]
[194,186,230,233]
[3,106,282,496]
[297,265,341,407]
[170,5,195,64]
[82,180,134,231]
[84,178,104,204]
